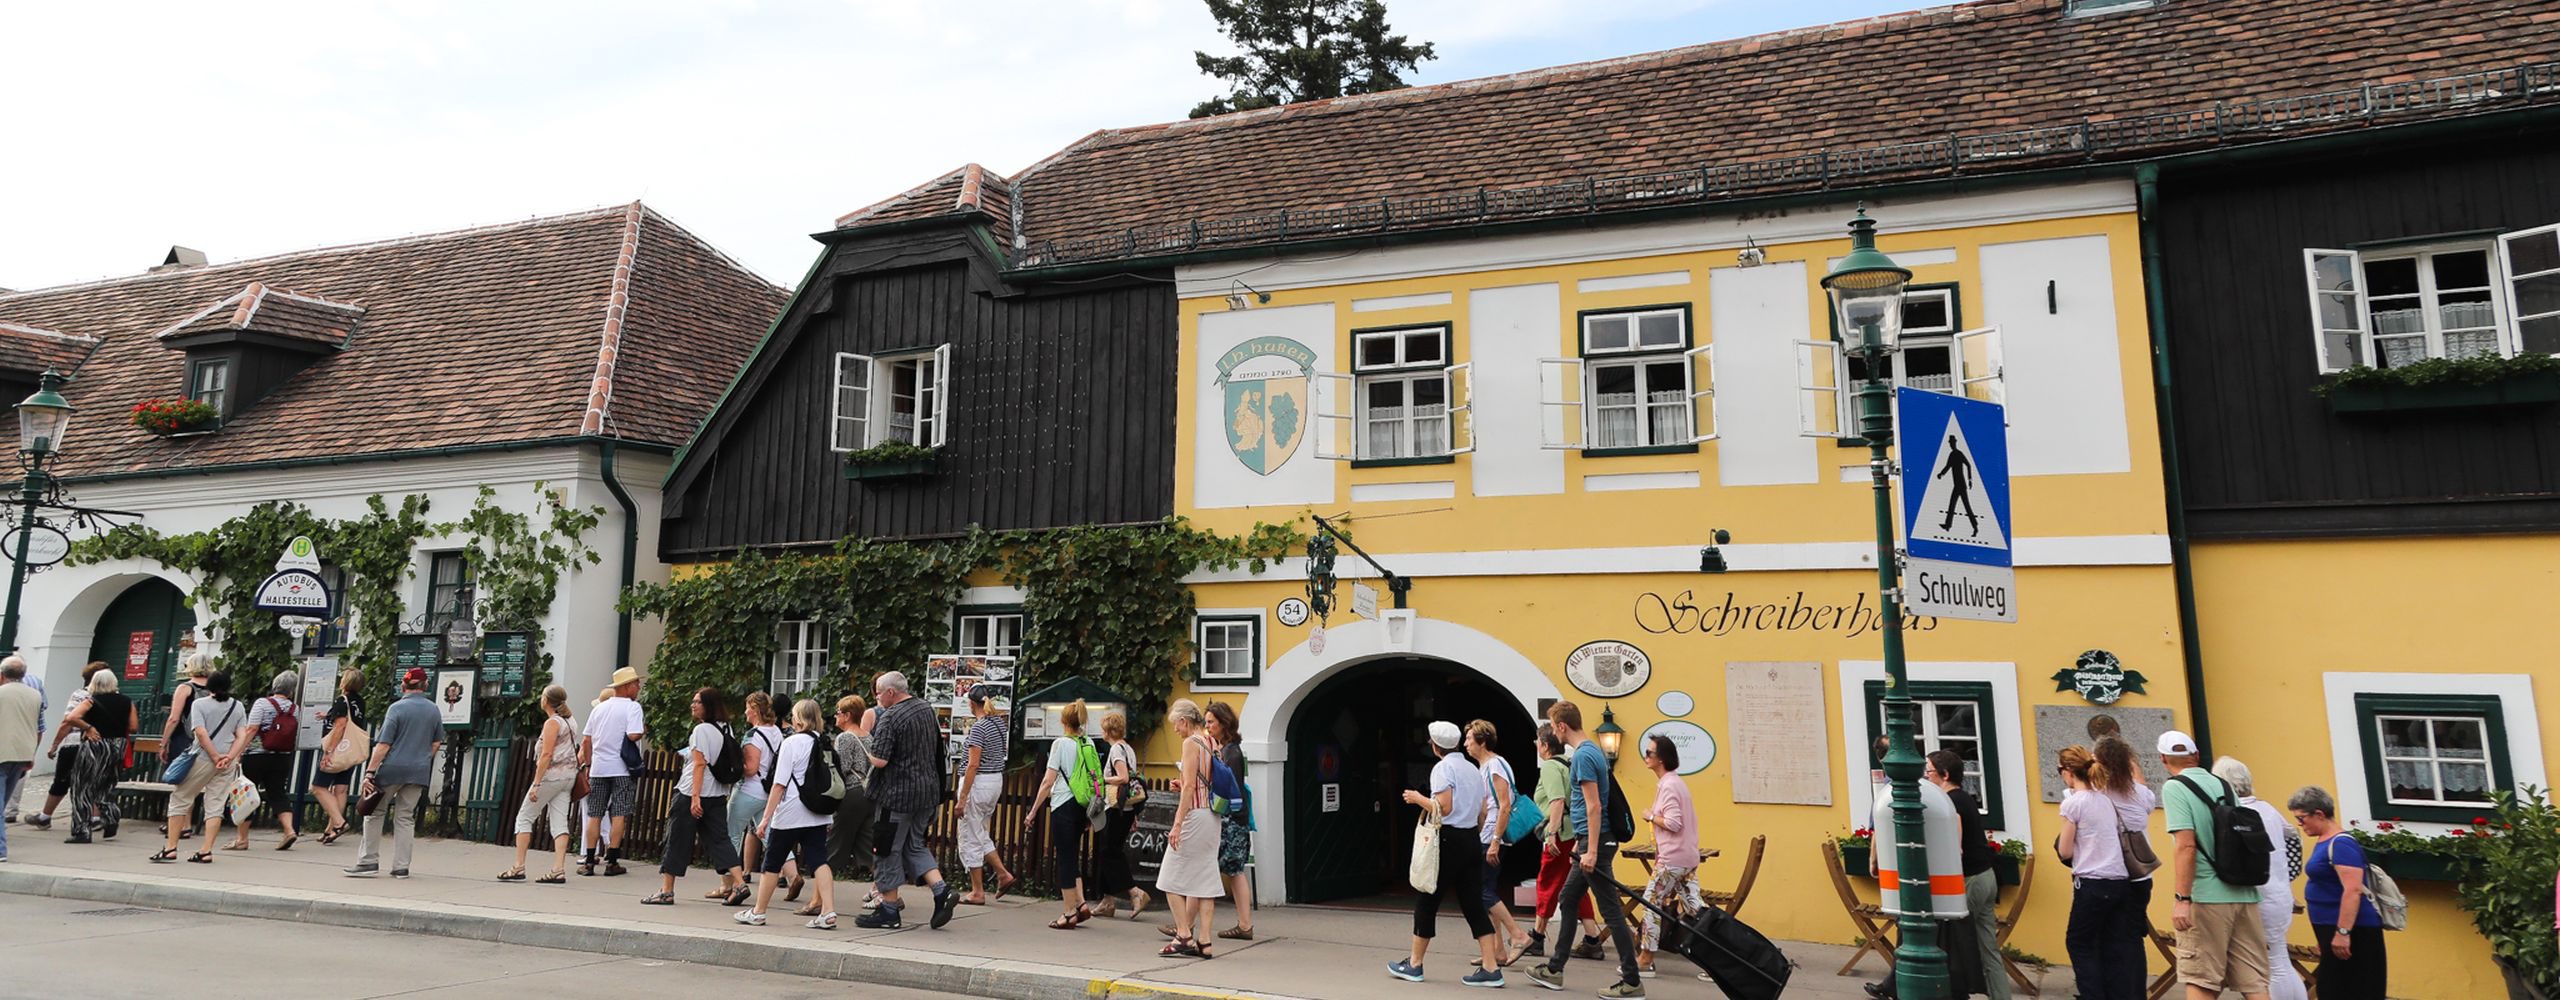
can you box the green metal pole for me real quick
[0,462,46,655]
[1860,322,1949,1000]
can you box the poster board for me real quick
[297,657,339,751]
[924,653,1015,762]
[124,631,154,681]
[395,634,445,673]
[478,631,533,698]
[1725,661,1834,805]
[1127,797,1178,885]
[432,668,476,728]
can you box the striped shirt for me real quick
[868,697,944,815]
[964,714,1009,773]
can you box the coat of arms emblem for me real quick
[1214,336,1316,476]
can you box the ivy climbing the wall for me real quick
[451,485,604,725]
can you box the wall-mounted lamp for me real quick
[1226,280,1272,311]
[1736,238,1765,268]
[1594,704,1626,762]
[1698,528,1732,573]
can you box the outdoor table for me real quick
[1617,842,1717,875]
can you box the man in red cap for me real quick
[345,667,440,878]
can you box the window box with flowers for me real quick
[2316,354,2560,413]
[840,440,939,481]
[2348,817,2487,881]
[131,398,219,437]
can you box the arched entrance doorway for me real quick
[83,578,196,739]
[1284,656,1539,905]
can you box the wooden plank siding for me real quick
[662,225,1176,556]
[2156,124,2560,539]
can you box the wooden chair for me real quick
[2146,917,2180,1000]
[1993,857,2041,996]
[1822,838,1897,977]
[1701,834,1765,918]
[2289,943,2322,999]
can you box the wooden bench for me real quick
[111,737,179,799]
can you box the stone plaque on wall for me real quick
[1726,661,1832,805]
[2034,705,2178,802]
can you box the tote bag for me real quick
[1409,799,1443,894]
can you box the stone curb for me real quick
[0,864,1295,1000]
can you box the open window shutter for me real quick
[1445,362,1475,455]
[929,344,953,447]
[2495,226,2560,357]
[831,352,874,451]
[1795,340,1848,439]
[1953,326,2004,404]
[2305,249,2370,373]
[1311,371,1356,461]
[1684,344,1719,443]
[1537,357,1586,450]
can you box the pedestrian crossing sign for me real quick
[1897,388,2016,623]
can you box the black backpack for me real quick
[798,738,845,815]
[708,724,745,787]
[2172,774,2274,888]
[1603,768,1637,844]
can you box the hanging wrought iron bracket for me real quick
[1309,515,1413,615]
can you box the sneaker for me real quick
[0,851,10,862]
[26,814,49,831]
[344,864,380,878]
[929,887,958,929]
[734,910,767,926]
[806,913,837,930]
[1526,966,1564,992]
[1388,960,1425,983]
[391,869,411,879]
[854,905,903,930]
[1574,940,1606,961]
[1462,968,1505,989]
[1598,981,1645,999]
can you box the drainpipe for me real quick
[2135,163,2213,759]
[599,440,640,671]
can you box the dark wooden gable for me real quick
[660,221,1177,557]
[2157,118,2560,539]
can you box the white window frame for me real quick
[2303,228,2560,374]
[1349,326,1457,461]
[188,358,230,414]
[1830,287,1963,433]
[954,608,1025,659]
[1192,610,1263,687]
[1578,306,1694,451]
[829,345,952,451]
[2372,711,2499,810]
[771,619,829,697]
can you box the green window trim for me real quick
[1581,443,1700,459]
[1826,283,1963,447]
[2352,692,2513,824]
[1193,614,1262,687]
[1862,679,2005,827]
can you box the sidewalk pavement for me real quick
[0,825,2074,999]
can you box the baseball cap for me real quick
[2157,730,2199,756]
[401,667,428,687]
[1428,721,1462,750]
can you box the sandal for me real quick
[640,892,675,905]
[536,869,568,885]
[1048,915,1080,930]
[318,824,345,846]
[276,834,298,851]
[222,840,249,851]
[1195,942,1216,960]
[723,886,751,907]
[1127,891,1151,920]
[794,902,823,917]
[187,851,213,864]
[497,867,527,882]
[1069,904,1095,928]
[148,849,178,864]
[1160,936,1198,958]
[1218,925,1252,940]
[784,875,805,902]
[959,894,988,906]
[993,873,1017,901]
[703,888,729,899]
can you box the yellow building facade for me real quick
[1159,180,2200,972]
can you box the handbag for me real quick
[357,780,385,817]
[322,718,370,774]
[573,766,591,802]
[225,774,262,822]
[160,747,200,784]
[1409,798,1443,894]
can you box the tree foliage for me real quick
[1190,0,1436,119]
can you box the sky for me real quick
[0,0,1934,292]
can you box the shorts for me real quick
[1217,814,1250,876]
[762,823,829,875]
[311,765,353,789]
[586,773,638,817]
[2176,900,2271,994]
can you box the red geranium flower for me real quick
[2472,817,2489,825]
[2376,822,2396,831]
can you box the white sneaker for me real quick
[734,910,767,926]
[806,912,837,930]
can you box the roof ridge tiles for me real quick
[0,321,99,346]
[580,202,646,436]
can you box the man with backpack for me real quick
[1526,700,1644,999]
[2160,730,2274,1000]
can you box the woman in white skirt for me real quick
[1154,699,1225,960]
[501,686,582,883]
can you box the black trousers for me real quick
[658,794,739,878]
[828,783,874,877]
[1416,823,1495,941]
[1546,839,1640,984]
[2312,923,2387,1000]
[1092,806,1140,895]
[2064,876,2149,1000]
[1050,803,1088,902]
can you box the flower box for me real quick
[840,444,939,482]
[842,458,936,481]
[1842,843,1872,877]
[1992,852,2022,887]
[2325,371,2560,413]
[2367,848,2463,882]
[130,398,219,437]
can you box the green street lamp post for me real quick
[1,370,75,656]
[1823,212,1948,1000]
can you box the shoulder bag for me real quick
[2117,791,2163,878]
[1409,796,1443,894]
[321,703,371,774]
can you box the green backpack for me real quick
[1070,737,1108,825]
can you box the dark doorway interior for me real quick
[84,578,197,740]
[1284,657,1538,906]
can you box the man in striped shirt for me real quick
[856,672,956,930]
[954,685,1019,903]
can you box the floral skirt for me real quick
[1638,863,1705,952]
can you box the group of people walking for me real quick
[2056,730,2386,1000]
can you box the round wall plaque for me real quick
[1563,639,1651,699]
[1656,690,1694,718]
[1638,719,1715,775]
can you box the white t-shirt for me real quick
[1430,750,1489,830]
[745,723,785,791]
[1047,736,1084,809]
[767,731,824,830]
[1479,755,1517,845]
[583,697,645,778]
[2060,788,2129,880]
[676,722,729,797]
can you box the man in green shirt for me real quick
[2159,730,2269,1000]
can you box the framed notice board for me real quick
[395,634,446,672]
[478,631,533,697]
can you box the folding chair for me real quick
[1822,838,1897,978]
[1993,856,2041,996]
[1702,834,1765,918]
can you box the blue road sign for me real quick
[1898,388,2015,623]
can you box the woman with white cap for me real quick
[1387,720,1506,988]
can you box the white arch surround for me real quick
[15,560,203,777]
[1235,614,1560,903]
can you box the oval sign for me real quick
[2,523,71,567]
[1638,719,1716,775]
[1276,597,1310,628]
[252,568,332,614]
[1563,639,1651,699]
[1656,690,1694,719]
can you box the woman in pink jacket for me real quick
[1634,733,1705,978]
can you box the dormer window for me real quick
[188,358,230,414]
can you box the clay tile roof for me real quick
[833,163,1015,246]
[155,281,366,348]
[994,0,2560,267]
[0,203,788,479]
[0,321,101,375]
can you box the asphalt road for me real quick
[0,889,957,999]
